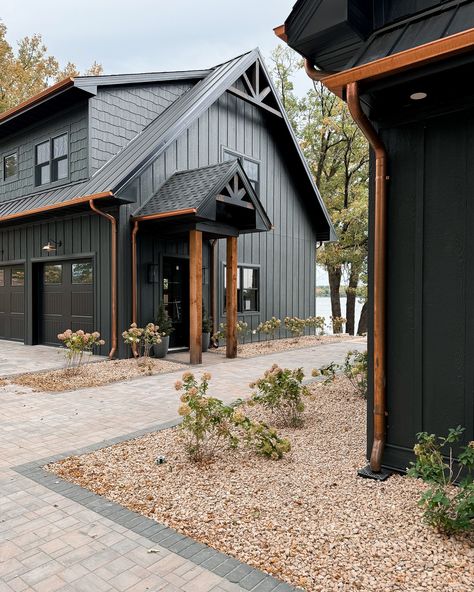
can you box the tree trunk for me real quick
[345,267,359,335]
[328,266,342,333]
[357,301,368,335]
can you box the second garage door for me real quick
[39,260,94,346]
[0,265,25,341]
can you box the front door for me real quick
[162,257,189,348]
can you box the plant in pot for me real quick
[154,303,174,358]
[202,306,213,353]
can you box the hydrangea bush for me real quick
[305,315,326,335]
[408,427,474,535]
[122,323,162,369]
[213,320,249,344]
[175,371,290,462]
[284,316,307,340]
[57,330,105,372]
[256,317,281,342]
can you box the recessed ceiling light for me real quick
[410,92,428,101]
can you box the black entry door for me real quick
[39,260,94,346]
[163,257,189,348]
[0,265,25,341]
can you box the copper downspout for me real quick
[209,239,218,335]
[346,82,387,473]
[131,220,139,358]
[89,200,118,359]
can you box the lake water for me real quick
[315,297,364,335]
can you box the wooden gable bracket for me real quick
[216,174,255,210]
[228,60,283,118]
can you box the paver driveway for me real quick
[0,338,365,592]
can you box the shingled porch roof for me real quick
[132,160,272,234]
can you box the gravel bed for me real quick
[210,334,365,358]
[48,378,473,591]
[11,358,185,392]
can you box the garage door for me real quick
[0,265,25,341]
[39,260,94,346]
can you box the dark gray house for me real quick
[0,49,333,362]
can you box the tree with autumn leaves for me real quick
[270,46,369,335]
[0,20,102,114]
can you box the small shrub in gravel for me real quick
[175,372,290,462]
[255,317,281,342]
[313,362,338,384]
[331,315,347,333]
[284,316,306,340]
[249,364,310,427]
[57,329,105,373]
[213,320,249,344]
[341,350,368,398]
[305,315,326,335]
[408,426,474,535]
[122,323,162,371]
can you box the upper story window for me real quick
[3,152,18,181]
[223,149,260,194]
[35,133,69,187]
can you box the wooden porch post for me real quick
[189,230,203,365]
[226,236,238,358]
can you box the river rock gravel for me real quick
[48,378,473,591]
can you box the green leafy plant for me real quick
[202,305,213,334]
[408,427,474,535]
[249,365,310,427]
[305,315,326,335]
[175,372,290,462]
[122,323,162,369]
[57,329,105,373]
[313,362,338,385]
[331,316,347,333]
[341,350,368,398]
[284,316,306,340]
[156,304,174,337]
[256,317,281,342]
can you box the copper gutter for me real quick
[273,24,288,42]
[304,59,334,81]
[0,192,112,224]
[89,200,118,359]
[0,77,75,124]
[323,27,474,97]
[133,208,197,223]
[346,82,387,473]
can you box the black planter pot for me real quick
[202,332,210,353]
[154,335,170,358]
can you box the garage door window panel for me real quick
[11,267,24,287]
[44,264,62,284]
[72,262,93,284]
[0,269,4,287]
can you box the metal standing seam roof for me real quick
[0,49,335,240]
[348,0,474,68]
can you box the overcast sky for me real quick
[2,0,329,283]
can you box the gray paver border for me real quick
[13,418,299,592]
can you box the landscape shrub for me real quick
[305,315,326,335]
[408,426,474,535]
[155,304,174,337]
[122,323,162,369]
[256,317,281,342]
[341,350,368,398]
[331,316,347,333]
[249,364,310,427]
[57,330,105,373]
[213,320,249,344]
[313,362,338,384]
[284,316,306,339]
[175,372,290,462]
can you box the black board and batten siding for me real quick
[0,105,89,202]
[120,90,317,338]
[0,211,112,356]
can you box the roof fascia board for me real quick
[74,70,210,90]
[322,27,474,97]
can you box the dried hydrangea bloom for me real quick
[174,380,183,391]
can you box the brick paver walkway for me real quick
[0,338,365,592]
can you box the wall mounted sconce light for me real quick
[42,239,62,253]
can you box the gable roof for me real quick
[0,50,335,240]
[132,159,271,232]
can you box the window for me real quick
[223,149,260,194]
[3,152,18,180]
[35,133,68,186]
[224,265,259,313]
[0,269,4,287]
[72,262,93,284]
[43,264,62,284]
[11,267,24,287]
